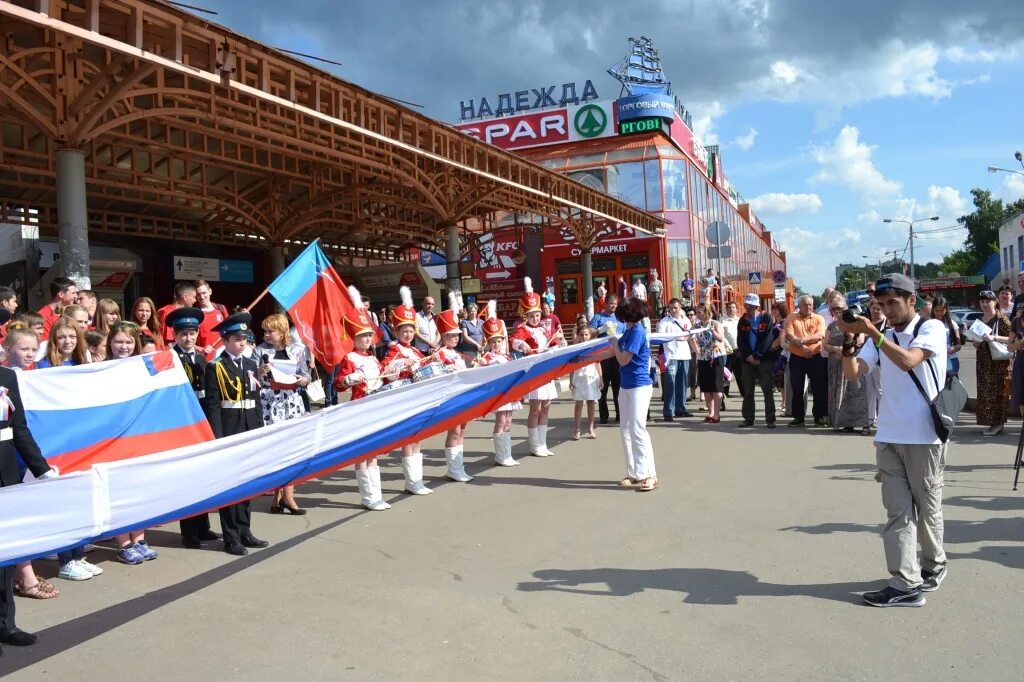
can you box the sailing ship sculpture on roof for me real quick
[607,36,692,128]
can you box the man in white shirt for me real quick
[631,278,648,302]
[656,298,694,420]
[840,273,948,608]
[414,296,439,353]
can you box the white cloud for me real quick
[749,192,822,215]
[924,185,968,218]
[770,60,799,85]
[691,100,724,146]
[996,173,1024,203]
[811,126,901,203]
[732,126,758,151]
[944,45,1022,63]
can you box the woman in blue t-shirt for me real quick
[608,298,658,492]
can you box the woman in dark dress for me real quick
[974,290,1012,436]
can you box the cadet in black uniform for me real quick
[0,366,56,652]
[202,312,269,556]
[167,306,221,549]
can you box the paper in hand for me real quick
[965,319,993,342]
[269,359,299,386]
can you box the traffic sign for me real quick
[748,271,762,285]
[772,269,787,285]
[707,245,732,260]
[706,221,731,246]
[775,285,787,303]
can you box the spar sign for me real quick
[455,101,616,151]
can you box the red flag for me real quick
[268,241,358,369]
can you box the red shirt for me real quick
[197,304,228,350]
[156,303,180,344]
[38,304,60,337]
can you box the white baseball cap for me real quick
[743,293,760,307]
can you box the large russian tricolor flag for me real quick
[268,240,361,369]
[20,350,214,474]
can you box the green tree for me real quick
[945,189,1024,274]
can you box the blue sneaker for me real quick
[116,545,144,565]
[134,541,158,561]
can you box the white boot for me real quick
[498,432,519,466]
[402,453,432,495]
[357,468,390,511]
[538,424,555,456]
[445,445,473,482]
[528,426,548,457]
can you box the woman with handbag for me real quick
[974,290,1012,436]
[257,313,310,513]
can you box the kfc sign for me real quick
[456,110,570,150]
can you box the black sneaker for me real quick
[737,421,755,428]
[787,419,805,427]
[766,421,777,429]
[863,586,925,607]
[662,415,673,422]
[920,566,947,592]
[813,418,828,427]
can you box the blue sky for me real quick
[209,0,1024,292]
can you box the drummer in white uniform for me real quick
[434,292,473,482]
[510,276,566,457]
[382,286,432,495]
[334,286,391,511]
[478,300,522,466]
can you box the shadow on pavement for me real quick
[517,567,872,606]
[1,511,371,674]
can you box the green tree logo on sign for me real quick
[573,104,607,138]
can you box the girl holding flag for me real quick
[434,292,472,482]
[478,301,521,467]
[382,286,433,495]
[3,324,61,599]
[106,322,161,564]
[334,286,391,511]
[510,277,565,457]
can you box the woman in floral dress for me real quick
[256,313,310,513]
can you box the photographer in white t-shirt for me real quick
[839,273,948,609]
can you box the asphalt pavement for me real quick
[3,387,1022,680]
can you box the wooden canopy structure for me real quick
[0,0,663,264]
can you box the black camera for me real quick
[842,304,864,324]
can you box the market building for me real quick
[453,37,793,321]
[0,0,659,318]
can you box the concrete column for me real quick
[581,247,594,320]
[55,149,91,289]
[446,224,461,301]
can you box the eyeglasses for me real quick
[830,307,845,314]
[978,290,997,301]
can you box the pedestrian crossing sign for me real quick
[748,272,762,285]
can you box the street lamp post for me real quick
[882,216,939,280]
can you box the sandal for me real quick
[638,477,660,492]
[587,430,597,439]
[572,430,581,441]
[618,477,638,487]
[14,578,60,599]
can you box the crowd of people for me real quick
[0,265,1018,645]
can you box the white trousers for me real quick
[620,384,656,479]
